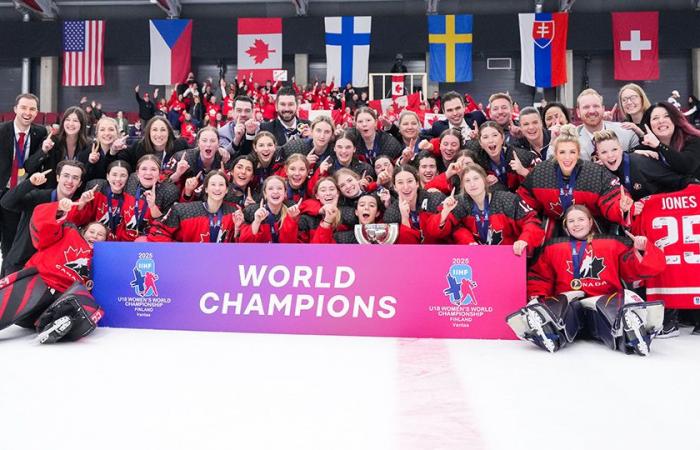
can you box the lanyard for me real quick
[621,152,631,191]
[265,205,279,243]
[472,195,490,244]
[106,188,124,234]
[287,184,306,202]
[556,165,578,214]
[366,136,380,165]
[570,239,588,279]
[205,202,224,243]
[133,186,149,230]
[489,151,508,185]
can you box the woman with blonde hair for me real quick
[517,124,631,238]
[617,83,651,137]
[239,175,302,243]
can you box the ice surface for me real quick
[1,326,698,450]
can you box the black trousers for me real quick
[0,189,20,276]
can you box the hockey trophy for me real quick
[354,223,399,244]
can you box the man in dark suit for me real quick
[0,93,48,267]
[260,87,310,146]
[420,91,486,143]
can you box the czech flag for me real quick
[518,13,568,88]
[149,19,192,85]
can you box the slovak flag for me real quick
[391,75,404,98]
[518,12,568,88]
[612,12,659,80]
[238,18,283,84]
[149,19,192,85]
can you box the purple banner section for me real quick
[92,243,525,339]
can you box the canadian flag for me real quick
[369,91,422,115]
[391,75,404,98]
[612,12,659,80]
[237,18,283,84]
[368,98,394,115]
[395,92,422,110]
[424,113,446,128]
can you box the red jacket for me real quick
[239,211,299,243]
[517,159,627,230]
[69,180,136,241]
[449,190,545,251]
[527,235,665,298]
[148,202,239,243]
[26,202,95,292]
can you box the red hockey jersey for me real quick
[527,235,665,298]
[449,190,545,251]
[26,202,95,292]
[632,184,700,309]
[148,202,239,243]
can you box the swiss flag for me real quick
[612,12,658,80]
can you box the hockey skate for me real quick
[34,315,73,345]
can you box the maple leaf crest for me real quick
[246,39,275,64]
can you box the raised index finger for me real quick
[623,229,635,240]
[644,124,653,134]
[41,169,52,176]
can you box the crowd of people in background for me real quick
[1,72,700,348]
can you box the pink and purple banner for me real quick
[92,243,525,339]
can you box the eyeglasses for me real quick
[621,94,640,104]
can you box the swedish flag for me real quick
[428,15,473,83]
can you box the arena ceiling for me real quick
[0,0,695,21]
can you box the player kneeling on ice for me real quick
[507,204,666,356]
[0,199,107,344]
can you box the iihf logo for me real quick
[443,259,478,306]
[130,255,159,297]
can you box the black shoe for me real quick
[658,309,680,339]
[692,324,700,336]
[35,316,73,344]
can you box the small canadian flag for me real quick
[391,75,404,98]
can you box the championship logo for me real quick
[130,255,159,297]
[443,260,478,306]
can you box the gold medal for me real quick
[17,168,25,178]
[570,278,582,290]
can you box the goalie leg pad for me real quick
[34,282,103,343]
[506,295,583,353]
[0,268,51,331]
[581,291,664,356]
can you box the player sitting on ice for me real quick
[0,199,107,344]
[506,205,665,356]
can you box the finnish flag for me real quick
[325,16,371,88]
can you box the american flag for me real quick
[62,20,105,87]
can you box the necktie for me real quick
[10,132,26,188]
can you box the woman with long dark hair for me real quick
[26,106,90,182]
[106,116,188,171]
[637,101,700,179]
